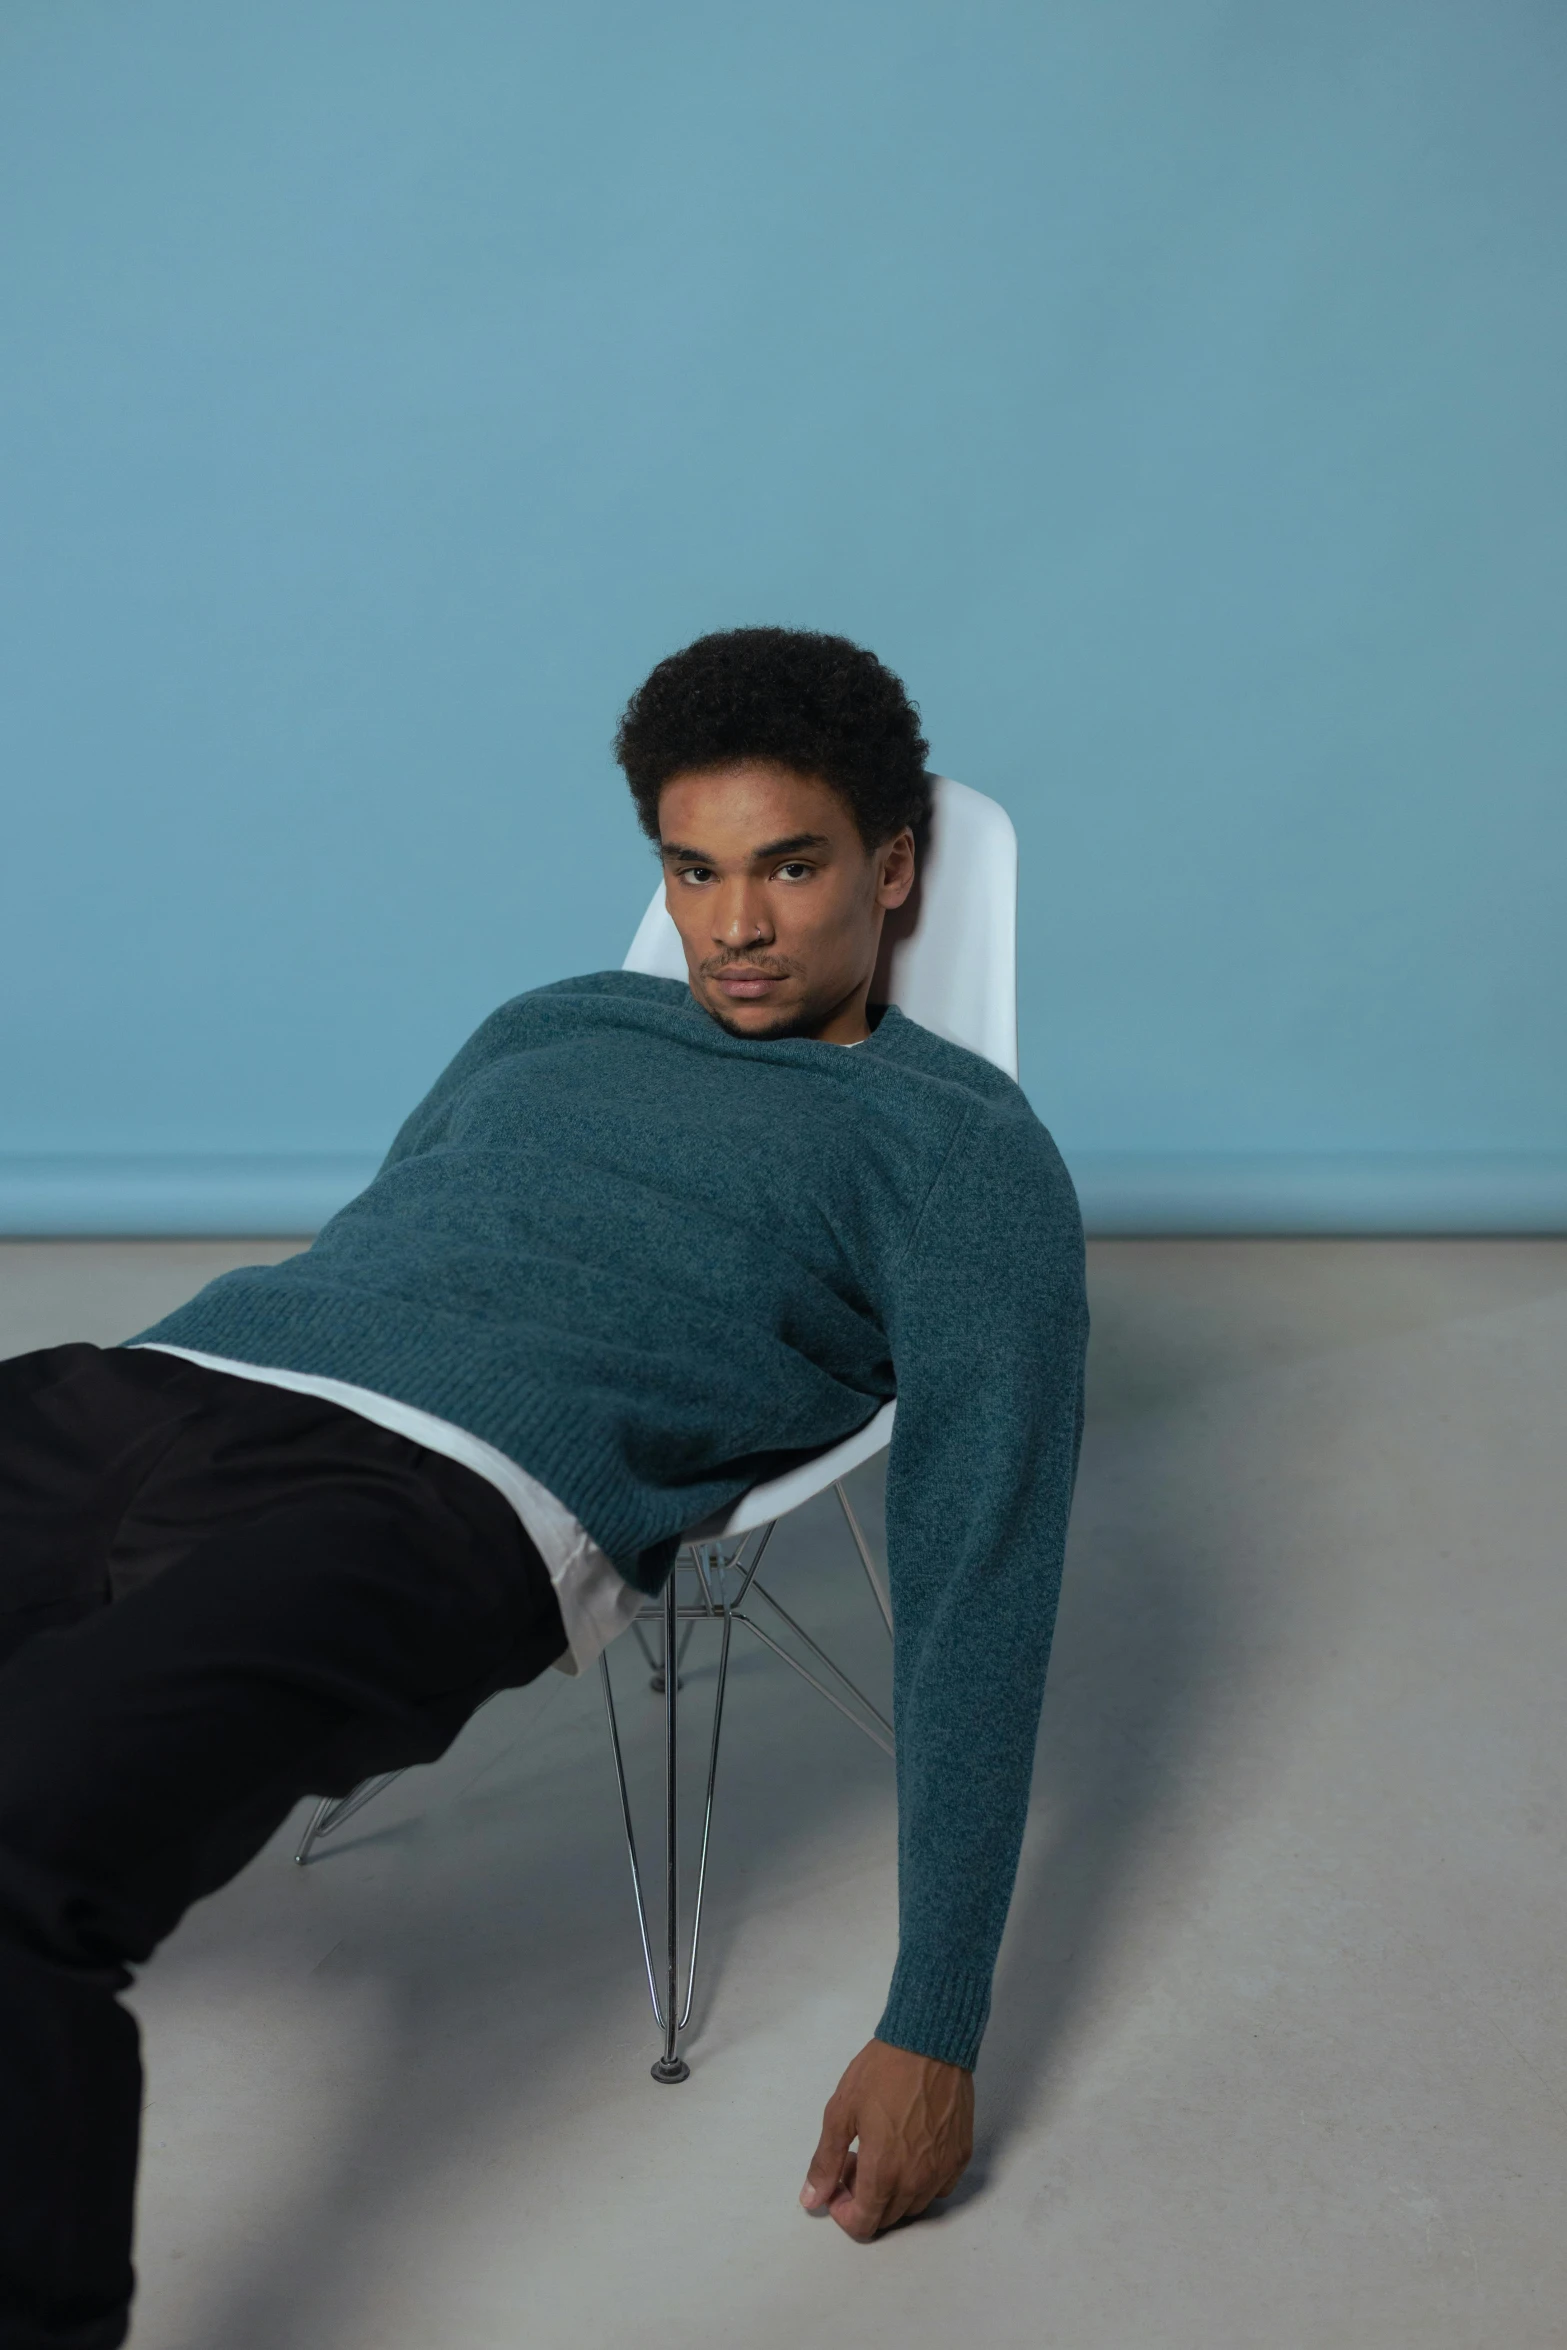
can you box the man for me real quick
[0,627,1087,2348]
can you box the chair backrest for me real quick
[620,774,1018,1078]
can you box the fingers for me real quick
[800,2096,855,2214]
[833,2160,956,2242]
[828,2151,896,2243]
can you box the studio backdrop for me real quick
[1,0,1563,1234]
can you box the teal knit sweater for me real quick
[135,972,1088,2068]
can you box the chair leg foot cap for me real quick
[651,2056,691,2084]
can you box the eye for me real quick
[773,860,814,881]
[676,864,716,885]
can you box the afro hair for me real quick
[614,627,932,857]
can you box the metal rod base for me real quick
[650,2055,691,2084]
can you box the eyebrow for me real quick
[658,831,833,863]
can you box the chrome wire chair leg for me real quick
[645,1614,695,1696]
[740,1579,894,1752]
[600,1544,740,2082]
[651,1567,688,2082]
[599,1652,662,2024]
[678,1592,733,2034]
[293,1769,407,1864]
[835,1477,893,1635]
[289,1686,514,1869]
[631,1617,660,1677]
[294,1796,337,1866]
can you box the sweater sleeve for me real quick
[873,1100,1088,2070]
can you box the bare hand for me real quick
[799,2038,973,2241]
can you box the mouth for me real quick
[711,968,786,1000]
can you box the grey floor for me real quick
[3,1238,1565,2348]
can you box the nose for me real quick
[713,876,774,950]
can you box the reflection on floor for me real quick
[3,1237,1565,2349]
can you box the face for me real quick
[657,761,915,1044]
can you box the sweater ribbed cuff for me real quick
[874,1953,992,2072]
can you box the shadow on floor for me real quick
[969,1256,1330,2172]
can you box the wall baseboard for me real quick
[1070,1153,1567,1234]
[0,1156,381,1237]
[0,1151,1564,1239]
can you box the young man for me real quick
[0,628,1087,2347]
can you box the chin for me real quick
[700,993,823,1044]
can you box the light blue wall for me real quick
[2,1,1563,1232]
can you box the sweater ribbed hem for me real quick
[874,1953,992,2072]
[129,1279,708,1580]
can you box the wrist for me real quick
[872,2035,971,2075]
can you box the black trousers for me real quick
[0,1342,568,2350]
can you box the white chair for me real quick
[298,775,1019,2086]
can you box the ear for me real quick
[875,828,916,911]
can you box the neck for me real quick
[808,978,873,1045]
